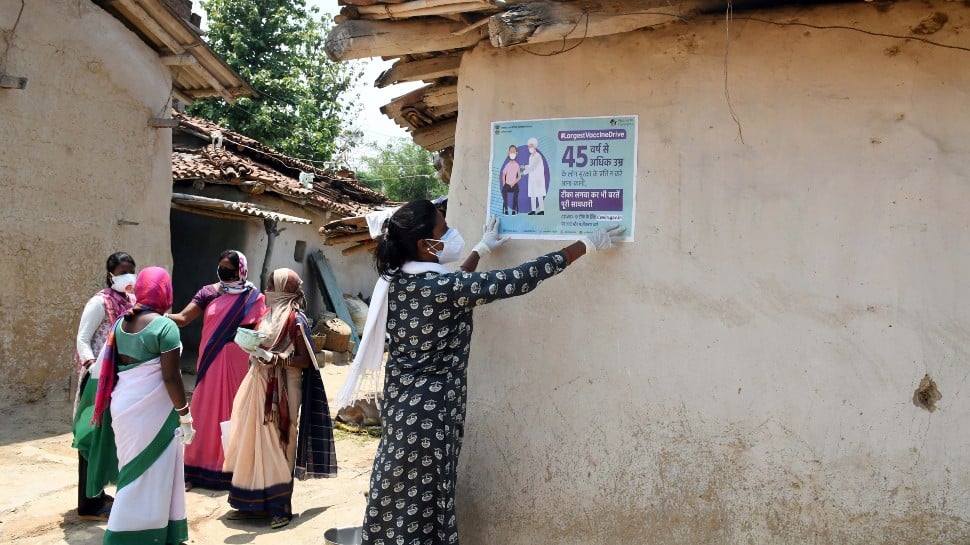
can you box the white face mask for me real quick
[427,228,464,264]
[509,152,517,160]
[111,273,136,294]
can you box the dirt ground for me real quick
[0,362,378,545]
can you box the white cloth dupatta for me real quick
[335,261,451,410]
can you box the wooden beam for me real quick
[322,216,369,232]
[112,0,185,54]
[324,231,374,246]
[411,118,458,152]
[171,88,194,105]
[356,0,491,14]
[185,64,235,103]
[375,54,461,88]
[488,0,709,48]
[325,19,485,61]
[429,101,458,116]
[453,16,490,35]
[149,117,180,128]
[380,84,433,121]
[342,240,378,256]
[340,0,409,5]
[360,2,498,21]
[161,54,198,66]
[423,84,458,109]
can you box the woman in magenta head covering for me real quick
[87,267,193,544]
[167,250,266,490]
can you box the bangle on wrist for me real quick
[175,402,189,413]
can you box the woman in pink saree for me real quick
[167,250,265,490]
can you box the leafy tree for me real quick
[357,140,447,202]
[189,0,359,164]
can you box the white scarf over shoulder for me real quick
[335,261,451,409]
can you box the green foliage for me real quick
[356,140,447,202]
[188,0,360,164]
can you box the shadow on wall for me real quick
[170,208,248,373]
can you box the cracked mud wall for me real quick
[448,1,970,543]
[0,1,173,402]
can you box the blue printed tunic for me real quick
[361,252,569,545]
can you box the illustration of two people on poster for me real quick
[499,138,549,215]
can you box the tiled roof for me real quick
[172,111,390,217]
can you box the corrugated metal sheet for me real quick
[171,193,311,224]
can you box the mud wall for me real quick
[450,2,970,543]
[0,1,173,402]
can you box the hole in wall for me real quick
[294,240,307,262]
[913,374,942,412]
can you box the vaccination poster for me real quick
[488,115,637,240]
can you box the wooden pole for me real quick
[355,0,494,15]
[487,0,712,48]
[375,54,462,88]
[325,19,486,61]
[260,219,282,292]
[360,2,498,21]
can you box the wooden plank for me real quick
[429,101,458,116]
[185,64,235,103]
[149,117,180,128]
[171,88,194,105]
[375,54,462,88]
[356,0,492,14]
[161,54,198,66]
[488,0,710,48]
[342,240,379,256]
[321,216,369,232]
[324,231,374,246]
[411,118,458,151]
[380,84,433,120]
[308,250,361,354]
[453,16,490,35]
[361,2,498,21]
[325,18,485,61]
[341,0,410,5]
[423,84,458,108]
[112,0,186,54]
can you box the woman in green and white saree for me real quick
[88,267,195,545]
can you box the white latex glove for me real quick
[472,215,510,256]
[177,412,196,445]
[579,225,626,252]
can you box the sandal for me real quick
[270,515,291,529]
[78,504,111,522]
[227,510,270,520]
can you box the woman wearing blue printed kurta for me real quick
[88,267,195,545]
[354,200,624,545]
